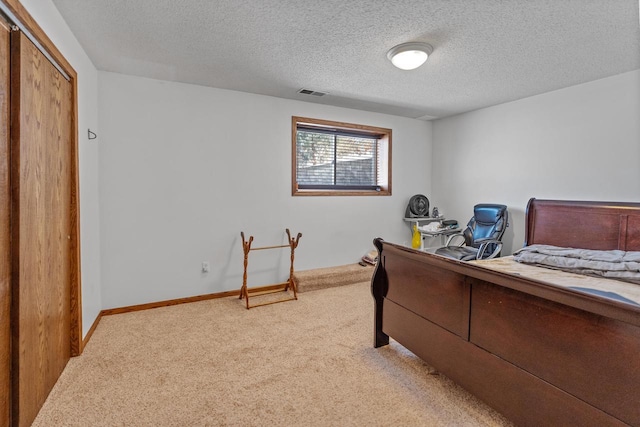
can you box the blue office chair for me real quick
[435,204,508,261]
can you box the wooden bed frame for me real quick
[372,198,640,426]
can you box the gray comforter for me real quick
[513,245,640,284]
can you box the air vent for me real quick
[297,88,327,97]
[415,113,438,121]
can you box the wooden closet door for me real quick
[0,17,10,427]
[10,31,73,427]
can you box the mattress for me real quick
[473,256,640,307]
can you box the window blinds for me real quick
[296,128,379,190]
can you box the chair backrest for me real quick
[464,204,508,248]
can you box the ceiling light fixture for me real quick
[387,42,433,70]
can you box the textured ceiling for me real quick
[52,0,640,119]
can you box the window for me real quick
[292,116,391,196]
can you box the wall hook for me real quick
[88,129,97,140]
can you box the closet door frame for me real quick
[2,0,82,356]
[0,14,10,427]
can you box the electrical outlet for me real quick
[202,261,210,273]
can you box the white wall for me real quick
[20,0,101,338]
[98,72,432,309]
[432,70,640,255]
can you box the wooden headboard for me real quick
[525,198,640,251]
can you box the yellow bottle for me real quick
[412,224,421,249]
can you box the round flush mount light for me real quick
[387,42,433,70]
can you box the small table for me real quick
[419,227,462,250]
[403,216,444,234]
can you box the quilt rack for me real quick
[239,229,302,309]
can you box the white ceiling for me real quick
[52,0,640,120]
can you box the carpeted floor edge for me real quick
[294,263,374,292]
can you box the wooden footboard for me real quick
[372,238,640,426]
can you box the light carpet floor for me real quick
[33,282,512,427]
[295,263,374,293]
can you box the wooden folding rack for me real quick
[239,229,302,309]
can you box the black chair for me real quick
[435,204,508,261]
